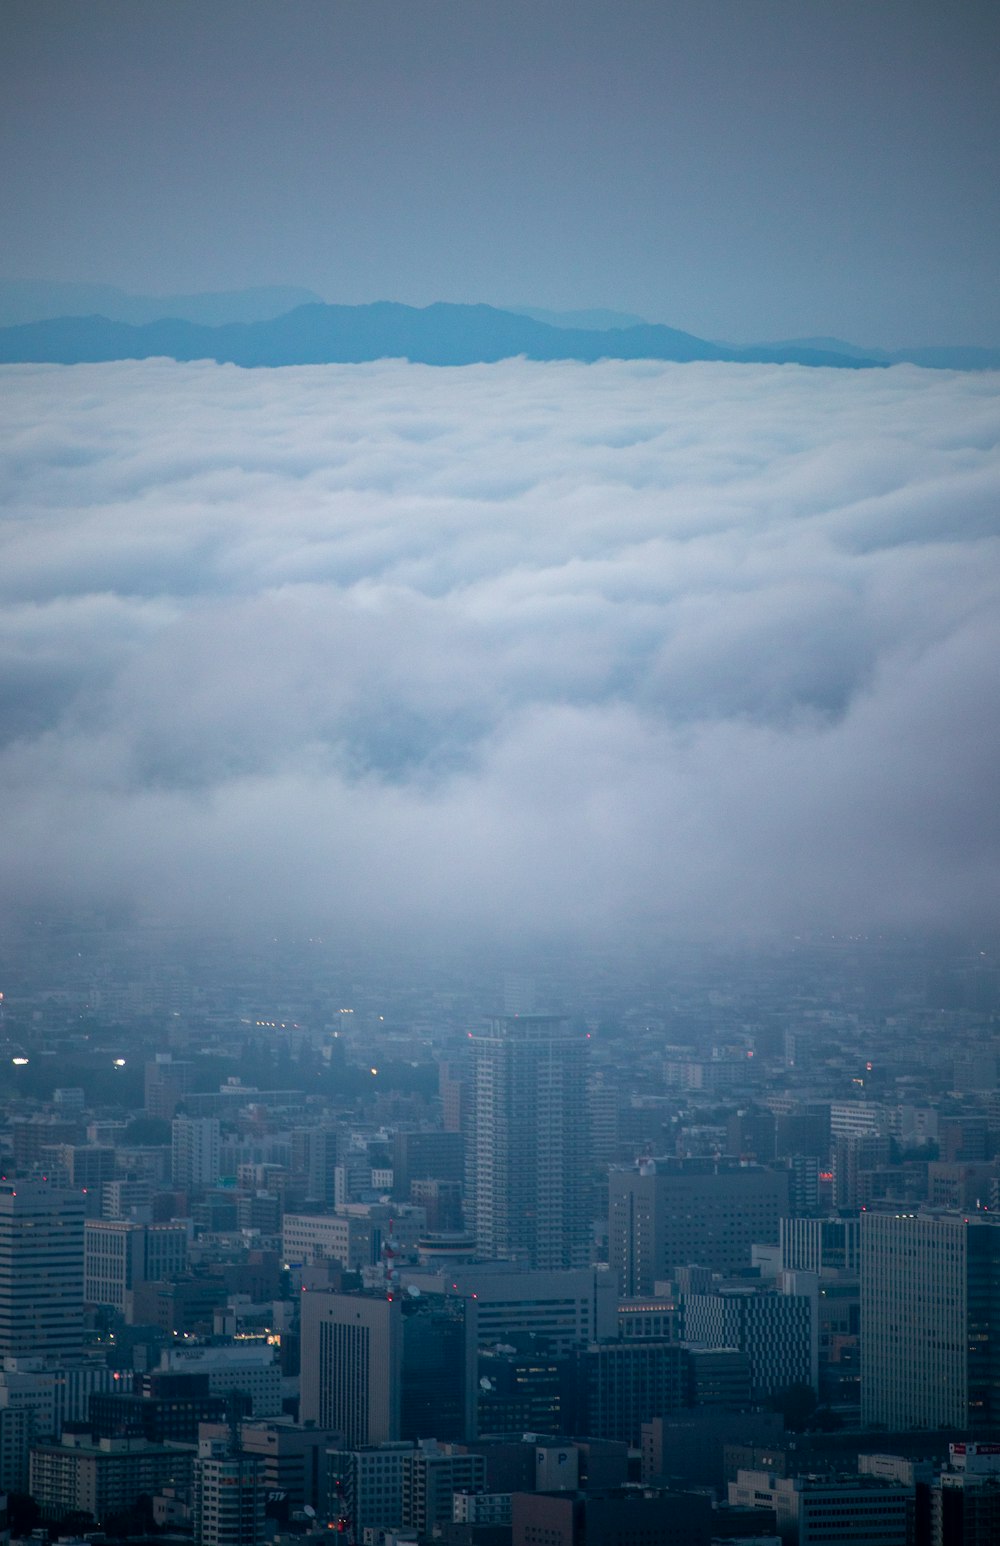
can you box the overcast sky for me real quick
[3,0,999,347]
[3,357,998,950]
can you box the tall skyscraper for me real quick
[861,1211,1000,1431]
[0,1180,85,1360]
[300,1288,471,1445]
[299,1291,402,1445]
[468,1014,590,1270]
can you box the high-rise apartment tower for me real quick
[0,1180,85,1360]
[468,1015,590,1270]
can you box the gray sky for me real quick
[3,0,999,347]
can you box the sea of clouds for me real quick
[2,356,998,948]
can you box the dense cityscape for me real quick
[0,921,996,1546]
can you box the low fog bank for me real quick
[2,357,998,950]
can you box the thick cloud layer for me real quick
[2,358,998,947]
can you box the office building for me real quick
[402,1441,486,1537]
[0,1181,85,1360]
[728,1108,777,1163]
[832,1133,892,1209]
[682,1276,818,1399]
[84,1218,189,1313]
[779,1217,861,1277]
[49,1145,116,1213]
[728,1469,911,1545]
[609,1159,788,1294]
[132,1273,229,1337]
[325,1442,412,1537]
[300,1291,402,1445]
[399,1262,617,1354]
[100,1176,154,1220]
[410,1178,464,1232]
[0,1359,119,1441]
[686,1346,752,1407]
[616,1295,679,1341]
[577,1340,690,1445]
[156,1345,282,1418]
[452,1491,513,1526]
[283,1206,422,1272]
[11,1120,84,1172]
[932,1444,1000,1546]
[301,1288,470,1445]
[477,1342,576,1437]
[934,1472,1000,1545]
[861,1212,1000,1432]
[89,1382,237,1446]
[511,1487,713,1546]
[193,1435,264,1546]
[0,1405,32,1492]
[468,1015,590,1270]
[222,1419,336,1510]
[399,1295,468,1441]
[392,1130,464,1201]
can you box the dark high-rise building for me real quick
[576,1340,690,1445]
[832,1132,892,1209]
[292,1126,339,1209]
[727,1108,777,1162]
[609,1159,788,1294]
[392,1130,464,1200]
[477,1342,577,1437]
[0,1180,84,1360]
[410,1177,464,1231]
[88,1378,239,1444]
[194,1438,264,1546]
[468,1015,590,1270]
[512,1488,712,1546]
[861,1212,1000,1432]
[933,1459,1000,1545]
[400,1297,468,1441]
[300,1289,472,1445]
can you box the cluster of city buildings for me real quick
[0,929,997,1546]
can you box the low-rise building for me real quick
[728,1469,911,1545]
[29,1429,194,1522]
[402,1442,486,1537]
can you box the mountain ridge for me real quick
[0,300,884,370]
[0,280,324,329]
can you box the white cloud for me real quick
[1,357,998,947]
